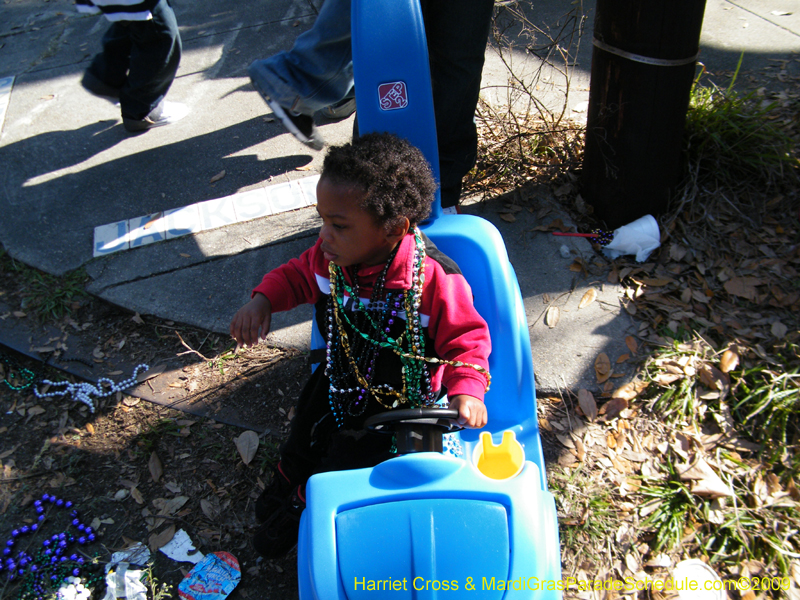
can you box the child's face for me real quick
[316,177,407,268]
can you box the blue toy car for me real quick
[298,213,562,599]
[297,0,562,596]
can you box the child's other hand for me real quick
[230,294,272,348]
[448,394,487,429]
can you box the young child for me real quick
[76,0,187,133]
[229,132,491,558]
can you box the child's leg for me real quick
[316,417,396,473]
[252,364,331,558]
[85,22,132,93]
[273,363,334,485]
[119,0,181,120]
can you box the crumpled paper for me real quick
[602,214,661,262]
[108,543,151,570]
[159,528,204,564]
[102,563,147,600]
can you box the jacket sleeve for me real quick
[252,239,324,312]
[423,263,491,400]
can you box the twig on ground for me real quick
[175,330,210,362]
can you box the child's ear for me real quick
[387,217,410,243]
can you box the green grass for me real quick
[730,344,800,467]
[684,54,798,189]
[640,449,800,575]
[257,436,281,472]
[0,246,88,321]
[549,466,621,566]
[639,472,696,553]
[209,347,237,375]
[137,418,181,454]
[143,562,174,600]
[643,336,711,427]
[637,337,800,577]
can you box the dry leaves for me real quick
[724,276,761,302]
[677,456,734,499]
[152,496,189,518]
[577,389,597,422]
[149,451,163,482]
[545,305,560,328]
[578,288,597,309]
[148,524,176,552]
[602,397,628,421]
[200,497,220,520]
[611,380,648,401]
[594,353,611,383]
[131,487,145,505]
[719,348,739,373]
[234,430,259,465]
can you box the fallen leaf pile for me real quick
[615,202,799,351]
[536,73,800,593]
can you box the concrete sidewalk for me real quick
[1,0,798,406]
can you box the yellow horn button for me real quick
[475,431,525,480]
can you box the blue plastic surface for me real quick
[336,499,509,599]
[420,215,545,486]
[351,0,441,220]
[312,213,547,484]
[351,0,547,486]
[298,453,561,600]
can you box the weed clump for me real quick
[683,57,799,192]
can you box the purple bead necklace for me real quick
[1,493,101,600]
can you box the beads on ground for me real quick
[32,364,149,413]
[2,494,101,599]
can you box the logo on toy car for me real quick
[378,82,408,110]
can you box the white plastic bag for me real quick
[602,214,660,262]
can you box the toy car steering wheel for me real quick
[365,408,462,454]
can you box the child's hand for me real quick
[230,294,272,349]
[448,394,487,429]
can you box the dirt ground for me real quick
[0,291,316,599]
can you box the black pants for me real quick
[279,365,396,485]
[422,0,495,208]
[87,0,181,120]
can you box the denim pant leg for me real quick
[248,0,354,116]
[422,0,494,207]
[119,0,182,120]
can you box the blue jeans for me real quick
[87,0,182,121]
[249,0,493,207]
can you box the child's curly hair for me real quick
[321,132,436,229]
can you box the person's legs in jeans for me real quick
[120,0,182,121]
[422,0,494,208]
[248,0,354,116]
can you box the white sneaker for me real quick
[123,100,188,133]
